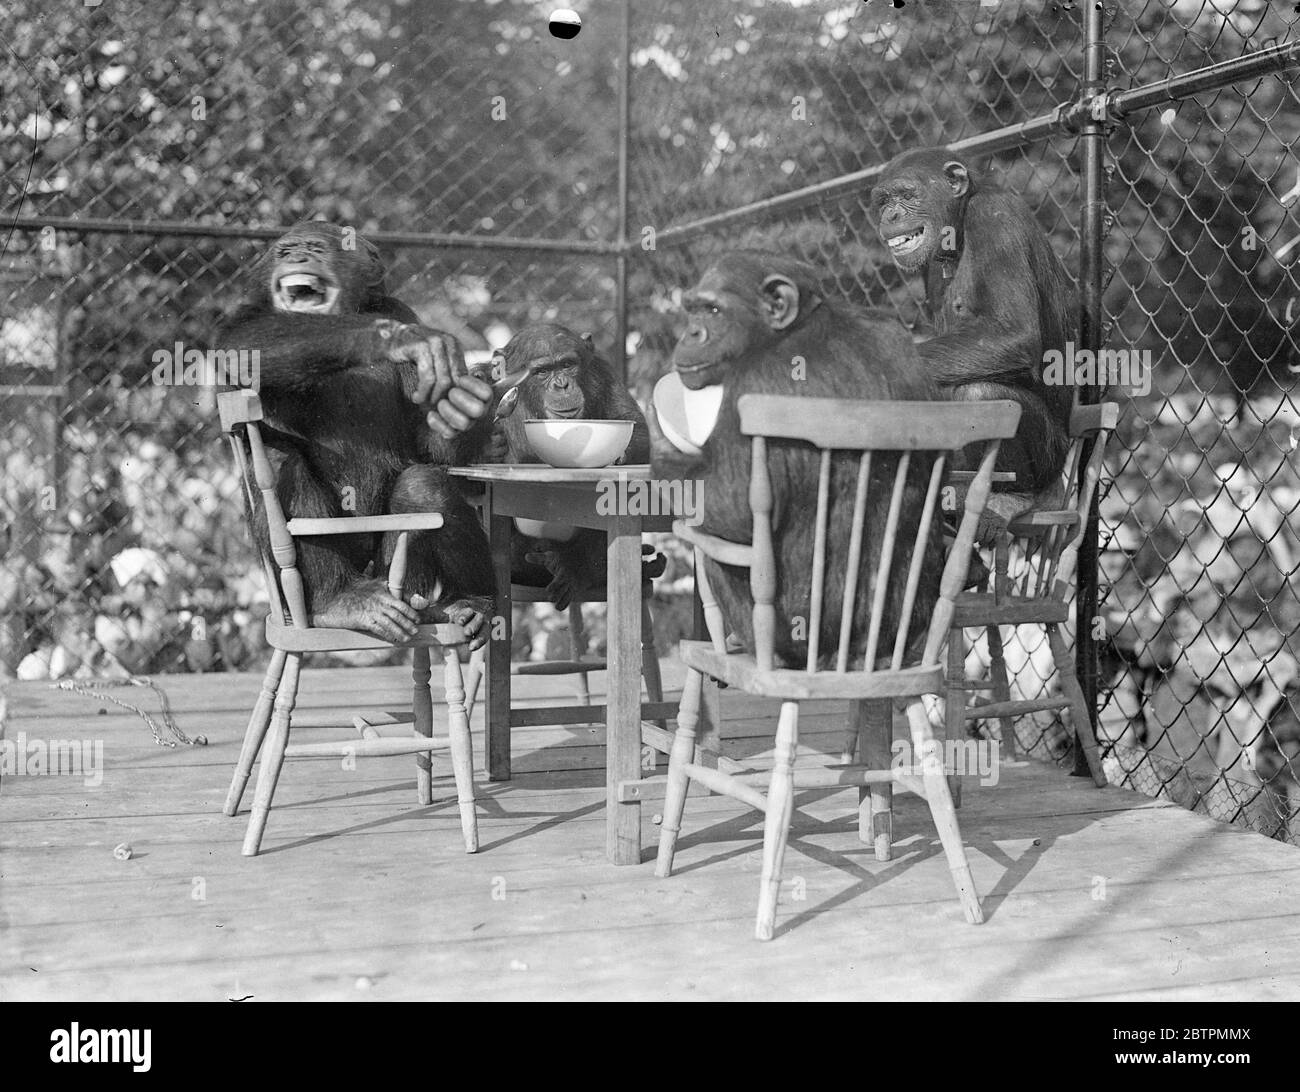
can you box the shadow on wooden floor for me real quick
[2,663,1298,1001]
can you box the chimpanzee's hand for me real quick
[378,323,463,405]
[482,424,511,463]
[525,542,582,611]
[377,324,493,440]
[425,372,493,441]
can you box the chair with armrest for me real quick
[651,395,1020,940]
[947,402,1119,786]
[217,389,478,857]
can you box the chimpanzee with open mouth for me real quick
[213,220,497,646]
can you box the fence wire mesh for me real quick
[1098,1,1300,844]
[2,0,1299,843]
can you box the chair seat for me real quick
[265,616,468,652]
[678,640,944,699]
[951,592,1069,626]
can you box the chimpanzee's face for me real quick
[502,327,592,418]
[529,360,587,419]
[265,224,381,315]
[673,263,803,390]
[870,157,970,274]
[673,267,763,390]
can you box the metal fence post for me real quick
[1074,0,1107,778]
[613,0,632,383]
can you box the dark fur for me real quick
[871,148,1074,492]
[653,250,943,668]
[215,221,494,632]
[495,323,648,606]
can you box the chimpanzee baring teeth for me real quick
[887,227,925,253]
[275,273,337,312]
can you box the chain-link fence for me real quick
[3,1,1299,842]
[1,0,629,677]
[1098,2,1300,845]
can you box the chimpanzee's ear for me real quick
[943,161,970,197]
[359,235,387,290]
[760,274,802,331]
[251,245,276,297]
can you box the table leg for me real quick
[607,514,642,864]
[486,488,513,782]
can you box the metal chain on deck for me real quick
[48,677,206,748]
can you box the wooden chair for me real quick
[652,395,1021,940]
[947,402,1119,787]
[217,390,478,857]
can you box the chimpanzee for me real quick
[649,250,943,667]
[870,147,1074,531]
[492,322,650,609]
[213,221,496,645]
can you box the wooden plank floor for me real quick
[3,662,1300,1001]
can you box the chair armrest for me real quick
[673,520,754,568]
[947,471,1018,485]
[286,513,445,536]
[218,389,262,431]
[1006,510,1080,534]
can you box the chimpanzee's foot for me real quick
[641,545,667,579]
[523,543,587,610]
[437,595,493,650]
[312,579,422,643]
[975,491,1036,544]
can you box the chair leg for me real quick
[986,622,1017,758]
[756,700,799,941]
[242,652,302,857]
[905,698,983,923]
[1048,622,1107,787]
[463,645,486,724]
[640,595,666,731]
[655,668,704,878]
[853,699,893,861]
[224,647,286,817]
[945,628,965,809]
[443,650,480,853]
[568,603,592,710]
[413,646,434,806]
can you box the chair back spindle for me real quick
[890,454,947,670]
[749,435,779,671]
[805,449,833,669]
[861,452,910,672]
[830,452,870,672]
[922,437,1002,667]
[728,396,1020,677]
[218,389,310,629]
[388,532,410,600]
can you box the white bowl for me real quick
[653,372,724,457]
[513,517,577,541]
[523,419,634,468]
